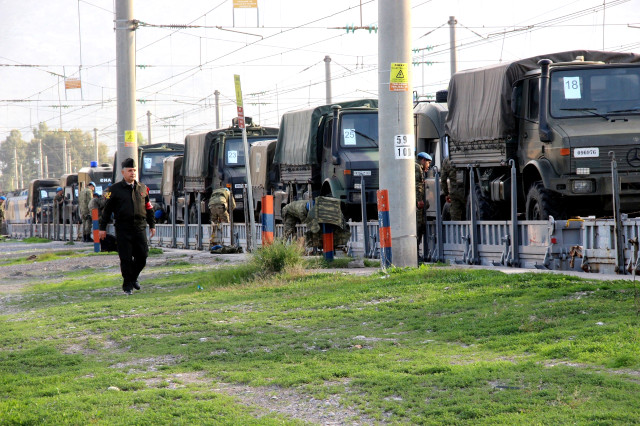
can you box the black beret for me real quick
[121,157,136,169]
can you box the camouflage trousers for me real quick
[82,215,93,240]
[210,204,229,245]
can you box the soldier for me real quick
[53,187,64,224]
[99,158,156,295]
[440,158,465,221]
[416,152,431,255]
[0,196,5,234]
[281,199,311,241]
[208,187,236,246]
[88,188,108,223]
[79,181,95,242]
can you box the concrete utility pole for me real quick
[378,0,417,267]
[324,55,332,104]
[448,16,458,77]
[63,138,68,174]
[38,140,44,179]
[93,128,99,163]
[214,90,220,129]
[115,0,138,179]
[13,148,19,190]
[146,111,151,145]
[19,164,23,189]
[44,156,49,178]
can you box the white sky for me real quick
[1,0,639,155]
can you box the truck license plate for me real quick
[574,148,599,158]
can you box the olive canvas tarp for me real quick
[273,99,378,166]
[181,131,214,178]
[445,50,640,144]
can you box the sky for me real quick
[1,0,640,156]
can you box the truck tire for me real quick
[525,181,561,220]
[466,183,494,220]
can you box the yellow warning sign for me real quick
[124,130,137,147]
[389,63,409,92]
[234,74,244,108]
[233,0,257,8]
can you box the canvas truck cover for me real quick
[181,131,214,178]
[445,50,640,144]
[273,99,378,166]
[249,139,277,188]
[161,155,183,197]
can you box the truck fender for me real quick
[522,159,558,192]
[322,177,344,198]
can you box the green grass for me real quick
[1,262,640,424]
[21,236,51,243]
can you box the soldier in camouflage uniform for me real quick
[88,191,108,225]
[416,152,431,247]
[440,158,465,221]
[208,187,236,245]
[79,182,95,242]
[281,199,310,241]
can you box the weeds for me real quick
[251,238,305,274]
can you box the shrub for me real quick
[251,238,305,274]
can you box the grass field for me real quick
[1,254,640,424]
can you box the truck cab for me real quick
[78,162,113,195]
[274,99,379,220]
[27,178,60,223]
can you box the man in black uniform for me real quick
[99,158,156,295]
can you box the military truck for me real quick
[59,173,79,223]
[26,178,60,223]
[180,118,278,223]
[78,161,113,195]
[415,50,640,220]
[160,155,183,223]
[248,139,280,219]
[273,99,379,220]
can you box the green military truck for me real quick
[179,118,278,223]
[273,99,379,220]
[415,50,640,220]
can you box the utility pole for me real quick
[448,16,458,77]
[115,0,138,179]
[324,55,332,104]
[214,90,220,128]
[63,138,68,174]
[38,139,44,179]
[44,156,49,178]
[93,128,99,163]
[378,0,417,267]
[14,148,19,190]
[19,164,23,189]
[146,111,151,145]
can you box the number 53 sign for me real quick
[394,134,414,159]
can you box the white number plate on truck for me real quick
[574,148,599,158]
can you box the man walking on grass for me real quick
[99,158,156,295]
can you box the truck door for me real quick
[520,78,542,166]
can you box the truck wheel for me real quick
[466,183,494,220]
[525,182,561,220]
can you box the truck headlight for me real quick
[572,180,594,194]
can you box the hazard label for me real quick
[389,63,409,92]
[124,130,136,147]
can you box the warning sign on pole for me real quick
[233,0,257,8]
[234,75,245,129]
[389,63,409,92]
[65,78,82,90]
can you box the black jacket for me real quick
[99,180,155,231]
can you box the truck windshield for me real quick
[40,188,58,202]
[550,67,640,118]
[141,152,173,175]
[340,112,378,148]
[224,137,275,166]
